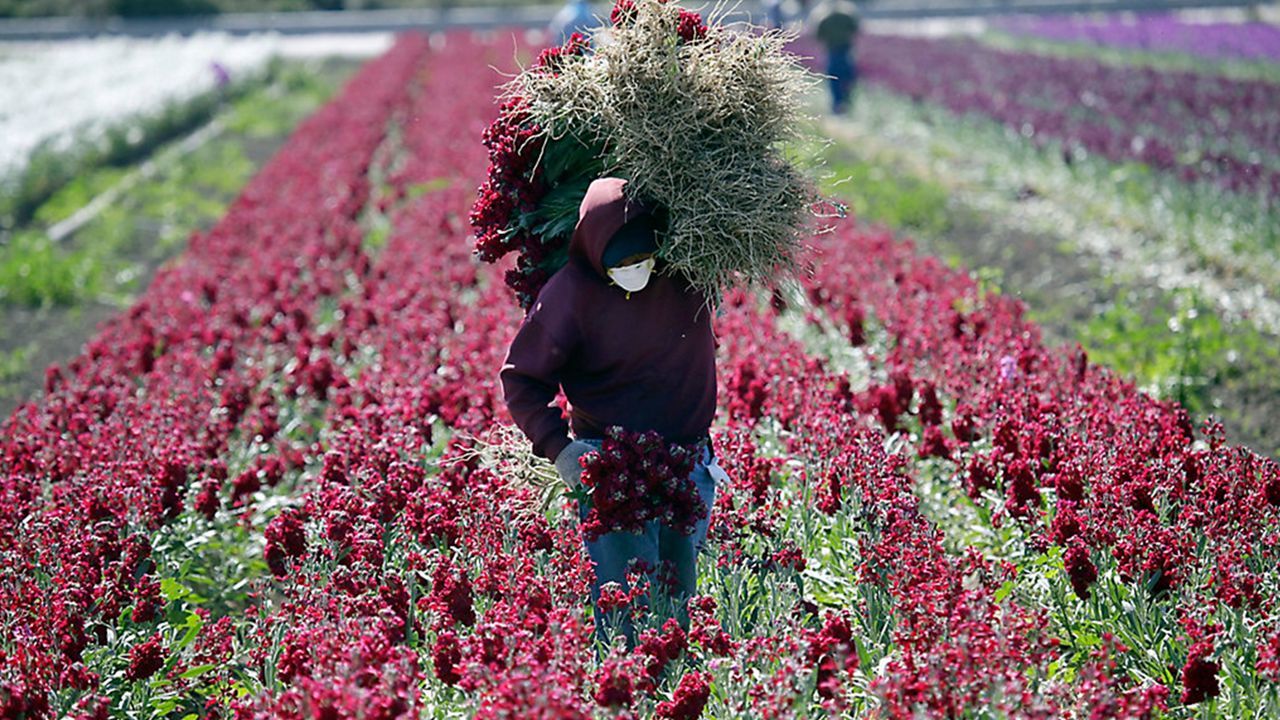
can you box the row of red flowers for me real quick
[0,35,433,716]
[211,29,1239,716]
[791,215,1280,707]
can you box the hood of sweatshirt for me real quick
[569,177,651,279]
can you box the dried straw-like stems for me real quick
[506,0,823,301]
[446,424,569,519]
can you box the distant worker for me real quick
[550,0,598,44]
[809,0,861,114]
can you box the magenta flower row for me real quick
[850,33,1280,200]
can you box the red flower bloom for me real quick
[264,509,307,577]
[124,635,167,681]
[535,32,591,75]
[578,427,706,541]
[1050,501,1084,545]
[610,0,637,26]
[430,556,476,627]
[1064,540,1098,600]
[194,478,221,520]
[1181,641,1220,705]
[593,658,636,708]
[918,424,951,460]
[637,618,687,682]
[432,631,463,686]
[656,671,711,720]
[917,381,943,426]
[844,303,866,346]
[676,10,707,43]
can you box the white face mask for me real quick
[607,257,656,294]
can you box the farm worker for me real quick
[550,0,597,45]
[809,0,861,113]
[500,177,724,646]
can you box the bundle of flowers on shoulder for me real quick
[446,424,570,518]
[475,0,825,308]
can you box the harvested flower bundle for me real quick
[446,423,565,517]
[577,426,706,541]
[471,0,819,308]
[458,424,707,538]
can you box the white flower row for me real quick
[0,32,283,183]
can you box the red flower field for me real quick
[2,29,1278,719]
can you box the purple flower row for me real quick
[997,13,1280,64]
[856,34,1280,200]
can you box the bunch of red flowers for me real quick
[577,427,706,541]
[469,34,592,309]
[674,8,708,42]
[611,0,707,42]
[471,101,545,257]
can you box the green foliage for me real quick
[0,230,104,306]
[1079,287,1280,418]
[31,168,128,227]
[817,140,952,237]
[0,342,37,395]
[224,62,337,138]
[527,177,590,241]
[0,140,254,309]
[521,133,605,274]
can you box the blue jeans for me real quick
[826,46,857,113]
[576,438,720,645]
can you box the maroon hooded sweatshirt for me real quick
[499,178,718,461]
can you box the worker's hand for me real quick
[553,440,595,493]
